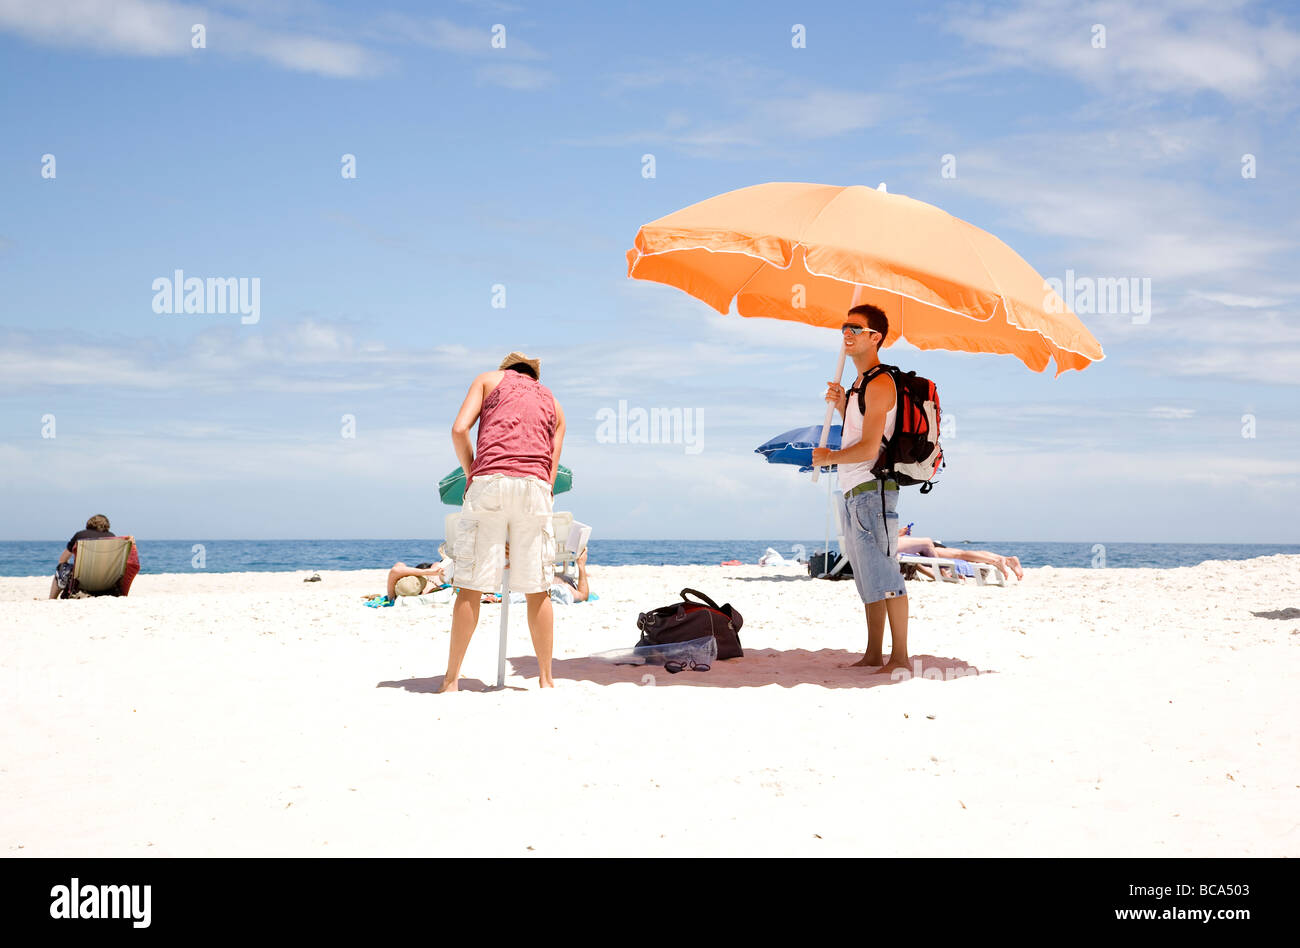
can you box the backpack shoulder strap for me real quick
[854,364,895,416]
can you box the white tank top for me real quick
[838,369,896,494]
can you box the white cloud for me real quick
[1190,290,1284,308]
[943,0,1300,101]
[568,54,893,153]
[947,136,1289,282]
[364,12,552,89]
[0,424,447,493]
[950,442,1300,492]
[758,91,886,140]
[0,2,553,82]
[370,14,543,59]
[1155,345,1300,386]
[0,320,495,395]
[0,0,380,77]
[475,61,551,90]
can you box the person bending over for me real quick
[440,352,566,692]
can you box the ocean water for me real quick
[1,539,1297,577]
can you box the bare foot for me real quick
[847,653,884,668]
[875,659,912,679]
[437,678,459,694]
[1007,556,1024,580]
[539,678,554,689]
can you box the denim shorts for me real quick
[842,485,906,603]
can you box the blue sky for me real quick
[1,0,1297,543]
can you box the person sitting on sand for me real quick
[49,514,131,599]
[440,351,566,692]
[897,525,1024,581]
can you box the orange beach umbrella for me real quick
[626,181,1104,375]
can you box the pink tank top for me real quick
[470,370,557,483]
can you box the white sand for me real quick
[2,556,1297,857]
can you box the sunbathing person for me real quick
[898,526,1023,581]
[552,547,591,603]
[480,545,591,604]
[386,558,451,599]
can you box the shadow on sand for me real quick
[1251,607,1300,620]
[722,573,820,583]
[377,676,528,694]
[387,649,990,690]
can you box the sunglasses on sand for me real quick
[664,658,711,674]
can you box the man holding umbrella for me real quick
[440,352,567,692]
[812,305,909,676]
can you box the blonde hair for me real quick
[86,514,110,532]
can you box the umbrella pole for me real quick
[822,467,833,577]
[497,563,510,688]
[811,346,847,484]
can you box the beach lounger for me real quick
[899,553,1006,586]
[63,537,138,597]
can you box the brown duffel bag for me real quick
[636,588,743,660]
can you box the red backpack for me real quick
[852,364,945,492]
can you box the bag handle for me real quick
[680,588,722,611]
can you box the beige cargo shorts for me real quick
[452,473,556,594]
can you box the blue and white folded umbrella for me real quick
[754,424,843,473]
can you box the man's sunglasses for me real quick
[841,324,877,336]
[664,658,711,674]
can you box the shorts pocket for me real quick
[467,477,503,512]
[536,516,556,589]
[452,517,479,575]
[850,497,878,542]
[882,508,899,557]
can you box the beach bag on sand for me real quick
[636,588,743,660]
[808,551,852,580]
[853,364,944,493]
